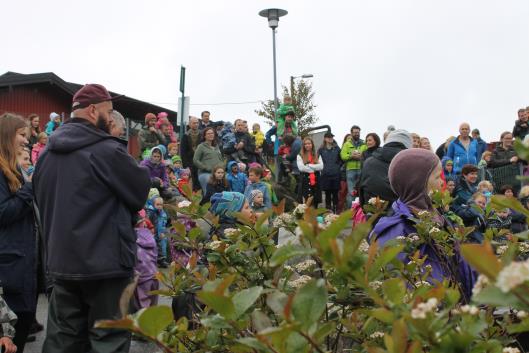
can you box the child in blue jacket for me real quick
[227,160,248,193]
[244,166,272,209]
[146,195,169,268]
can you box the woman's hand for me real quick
[0,337,17,353]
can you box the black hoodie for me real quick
[358,142,407,205]
[33,118,150,280]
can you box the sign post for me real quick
[179,66,186,146]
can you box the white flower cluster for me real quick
[401,234,420,243]
[519,242,529,253]
[415,281,432,288]
[369,331,385,339]
[223,228,240,237]
[295,259,317,272]
[429,227,441,234]
[460,305,479,315]
[177,200,192,208]
[368,197,378,206]
[368,281,383,290]
[410,235,420,242]
[411,298,438,319]
[208,240,223,250]
[324,213,339,224]
[287,275,312,289]
[358,240,370,253]
[516,310,528,319]
[472,274,490,296]
[272,213,296,228]
[418,210,429,217]
[496,260,529,293]
[293,204,308,216]
[503,347,521,353]
[496,245,508,255]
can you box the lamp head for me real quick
[259,8,288,29]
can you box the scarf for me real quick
[308,153,316,186]
[188,129,200,150]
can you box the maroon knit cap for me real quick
[388,149,441,211]
[72,84,122,110]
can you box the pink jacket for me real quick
[31,142,46,165]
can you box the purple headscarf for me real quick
[388,148,441,211]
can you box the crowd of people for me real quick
[1,79,529,352]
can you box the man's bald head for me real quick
[459,123,470,138]
[110,110,125,137]
[189,116,199,130]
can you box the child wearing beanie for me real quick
[209,192,253,237]
[250,189,266,214]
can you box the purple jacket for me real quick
[370,200,476,302]
[140,159,169,188]
[135,227,158,283]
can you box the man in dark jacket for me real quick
[180,116,201,190]
[513,108,529,141]
[358,130,412,206]
[223,119,257,164]
[471,129,488,161]
[33,84,151,353]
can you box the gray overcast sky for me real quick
[2,0,528,147]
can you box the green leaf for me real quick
[137,306,173,338]
[200,314,232,329]
[318,210,352,247]
[391,319,408,353]
[369,244,404,279]
[267,291,288,317]
[251,310,273,332]
[286,331,310,353]
[313,322,336,343]
[473,285,527,311]
[197,291,236,319]
[507,318,529,334]
[368,308,395,324]
[460,242,502,280]
[233,286,263,319]
[237,337,269,352]
[269,244,316,267]
[292,279,327,329]
[515,139,529,163]
[382,278,406,306]
[95,317,135,330]
[491,194,529,218]
[188,227,202,241]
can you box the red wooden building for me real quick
[0,71,178,158]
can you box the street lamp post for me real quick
[290,74,314,104]
[259,8,288,119]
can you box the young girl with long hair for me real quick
[297,137,324,207]
[27,114,40,151]
[201,165,229,205]
[0,113,37,352]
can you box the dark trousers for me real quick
[324,190,339,213]
[12,311,35,353]
[43,277,132,353]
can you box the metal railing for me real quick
[479,164,526,193]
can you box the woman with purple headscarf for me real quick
[369,148,476,302]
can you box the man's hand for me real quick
[351,151,362,160]
[511,156,519,163]
[236,142,244,150]
[149,127,157,133]
[0,337,17,353]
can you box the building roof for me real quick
[0,71,177,124]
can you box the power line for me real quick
[149,100,265,106]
